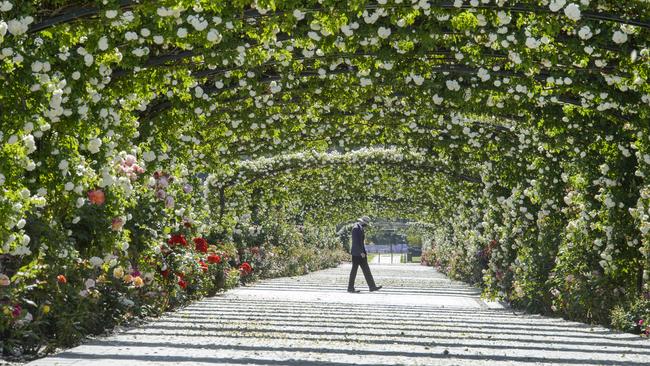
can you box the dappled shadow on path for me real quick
[28,264,649,366]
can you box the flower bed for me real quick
[1,206,344,360]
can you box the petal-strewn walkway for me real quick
[28,264,649,365]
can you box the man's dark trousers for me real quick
[348,255,377,290]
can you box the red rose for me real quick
[57,275,67,284]
[168,234,187,247]
[12,304,22,318]
[193,237,208,253]
[198,260,208,273]
[239,262,253,275]
[160,269,170,278]
[178,279,187,289]
[207,254,221,264]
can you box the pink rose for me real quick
[111,217,124,231]
[124,154,136,167]
[87,189,105,205]
[0,274,10,286]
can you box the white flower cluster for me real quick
[0,1,13,12]
[187,14,208,31]
[446,79,461,91]
[6,16,33,36]
[156,7,182,17]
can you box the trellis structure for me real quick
[1,0,650,340]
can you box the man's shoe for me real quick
[369,286,383,292]
[347,288,361,293]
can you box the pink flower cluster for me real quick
[118,154,144,180]
[151,171,174,208]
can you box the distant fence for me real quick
[365,244,409,254]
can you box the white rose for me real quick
[143,150,156,162]
[58,160,69,171]
[0,1,13,12]
[612,30,628,44]
[549,0,567,12]
[564,3,581,21]
[177,27,188,38]
[578,26,592,40]
[293,9,305,20]
[31,61,43,73]
[377,27,391,39]
[525,37,540,49]
[87,138,102,154]
[84,53,93,66]
[98,36,109,51]
[207,29,221,43]
[156,7,172,17]
[89,256,103,267]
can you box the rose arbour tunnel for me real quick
[2,1,650,360]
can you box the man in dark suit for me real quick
[347,216,382,293]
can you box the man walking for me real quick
[348,216,382,293]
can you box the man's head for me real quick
[357,216,371,227]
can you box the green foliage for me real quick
[451,11,479,31]
[611,297,650,336]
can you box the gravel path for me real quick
[28,263,649,365]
